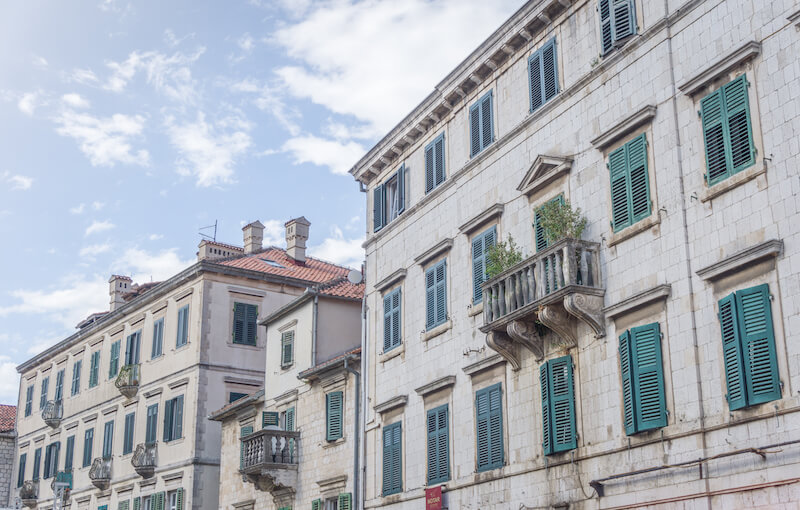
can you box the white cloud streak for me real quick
[85,220,115,236]
[79,243,112,257]
[18,92,42,116]
[281,135,364,175]
[4,172,34,190]
[55,109,149,167]
[309,226,364,269]
[103,48,205,104]
[0,355,20,404]
[62,93,91,109]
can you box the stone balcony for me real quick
[131,442,157,479]
[241,429,300,506]
[115,364,141,398]
[19,480,38,508]
[480,238,605,369]
[41,399,63,429]
[89,457,112,490]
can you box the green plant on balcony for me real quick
[486,235,525,280]
[538,199,587,244]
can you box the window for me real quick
[64,435,75,471]
[469,91,494,157]
[471,226,497,304]
[534,195,564,252]
[338,493,352,510]
[619,323,667,435]
[43,442,60,479]
[229,392,248,403]
[609,133,651,232]
[109,340,121,378]
[383,288,402,352]
[82,428,94,467]
[39,376,49,409]
[125,330,142,365]
[17,453,25,488]
[54,369,65,402]
[146,494,165,510]
[239,425,253,468]
[424,134,446,193]
[719,284,780,410]
[598,0,636,55]
[541,356,577,455]
[102,420,114,458]
[25,385,33,416]
[280,331,294,367]
[146,404,158,444]
[701,74,756,186]
[89,351,100,388]
[123,412,135,454]
[152,317,164,358]
[426,405,449,484]
[163,395,184,442]
[528,37,559,112]
[32,447,41,481]
[326,391,343,441]
[373,165,405,232]
[71,360,82,396]
[262,411,279,428]
[232,302,258,345]
[425,260,447,330]
[167,488,184,510]
[142,495,153,510]
[284,407,295,432]
[382,422,402,496]
[176,304,189,347]
[475,383,504,471]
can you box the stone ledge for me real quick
[459,203,504,235]
[700,161,766,203]
[414,239,453,266]
[168,377,189,389]
[414,375,457,397]
[174,287,194,301]
[678,40,761,96]
[604,285,672,320]
[379,343,405,363]
[374,269,407,293]
[607,213,661,247]
[696,239,783,281]
[790,9,800,29]
[463,354,505,376]
[590,105,657,150]
[468,302,484,317]
[423,320,452,342]
[374,395,408,415]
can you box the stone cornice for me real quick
[517,155,573,196]
[414,239,454,266]
[790,9,800,28]
[696,240,783,281]
[678,40,761,96]
[414,375,456,397]
[459,203,504,235]
[374,269,407,293]
[604,284,671,320]
[374,395,408,414]
[463,354,506,376]
[590,105,657,150]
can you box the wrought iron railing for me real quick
[41,400,63,428]
[89,457,112,489]
[241,429,300,471]
[115,363,141,398]
[131,442,157,478]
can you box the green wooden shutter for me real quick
[701,87,727,184]
[434,134,445,187]
[285,407,295,431]
[103,420,114,458]
[174,396,184,439]
[338,493,352,510]
[425,141,435,192]
[528,49,543,112]
[631,323,667,431]
[480,91,493,150]
[119,500,130,510]
[475,383,503,471]
[281,331,294,366]
[157,492,166,510]
[164,399,174,441]
[472,226,497,303]
[54,369,64,401]
[262,411,279,428]
[72,360,81,396]
[384,289,401,351]
[133,497,140,510]
[535,195,565,250]
[65,435,75,470]
[90,351,100,387]
[426,405,449,484]
[736,284,780,406]
[382,422,402,495]
[598,0,613,54]
[83,429,93,467]
[124,412,135,454]
[724,76,755,174]
[542,38,559,102]
[176,305,189,347]
[245,304,258,345]
[326,391,343,441]
[32,448,41,481]
[17,453,25,488]
[469,102,481,157]
[540,364,552,454]
[110,340,121,378]
[146,404,158,443]
[609,144,630,231]
[719,293,747,410]
[397,165,405,214]
[627,134,651,223]
[311,500,322,510]
[43,444,52,479]
[176,488,184,510]
[434,260,447,326]
[373,185,384,232]
[232,303,244,344]
[618,330,636,435]
[611,0,636,40]
[542,356,576,455]
[425,266,436,329]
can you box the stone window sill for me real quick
[322,437,346,449]
[423,320,452,342]
[468,303,484,318]
[607,213,661,247]
[379,343,404,363]
[229,342,261,350]
[700,161,766,203]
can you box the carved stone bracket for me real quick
[485,330,521,371]
[538,304,577,349]
[563,292,605,338]
[247,469,297,505]
[506,320,544,361]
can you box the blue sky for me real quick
[0,0,521,404]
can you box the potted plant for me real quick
[538,199,587,244]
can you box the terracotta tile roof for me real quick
[315,277,364,300]
[0,404,16,432]
[218,247,352,284]
[122,281,162,301]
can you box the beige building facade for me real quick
[351,0,800,508]
[12,219,352,510]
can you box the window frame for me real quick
[424,133,446,193]
[424,259,448,330]
[382,421,402,496]
[373,165,406,233]
[469,90,495,158]
[232,302,258,346]
[528,37,559,113]
[471,225,497,304]
[280,330,295,368]
[382,287,402,353]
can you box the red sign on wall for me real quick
[426,486,443,510]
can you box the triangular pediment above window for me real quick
[516,155,573,196]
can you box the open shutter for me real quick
[232,303,244,344]
[480,92,493,149]
[542,38,559,102]
[373,185,384,232]
[426,406,449,484]
[174,396,184,439]
[475,389,490,469]
[631,323,667,430]
[382,426,392,495]
[125,333,133,366]
[397,165,405,214]
[43,445,52,479]
[434,134,445,186]
[383,294,393,352]
[133,497,141,510]
[618,330,636,435]
[488,385,503,467]
[719,293,747,410]
[55,369,64,401]
[549,356,577,453]
[540,364,552,455]
[627,134,651,222]
[245,304,258,345]
[262,411,279,428]
[312,500,322,510]
[240,425,252,468]
[326,391,343,441]
[598,0,614,54]
[425,142,435,192]
[164,399,174,441]
[425,267,436,329]
[701,88,728,185]
[469,102,481,157]
[176,488,184,510]
[281,331,294,366]
[285,407,295,431]
[609,144,631,231]
[529,50,543,112]
[724,75,755,173]
[65,435,75,470]
[338,493,352,510]
[736,284,780,405]
[435,261,447,325]
[391,423,401,493]
[472,235,485,303]
[611,0,635,41]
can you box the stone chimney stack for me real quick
[109,275,132,311]
[285,217,310,263]
[242,221,265,254]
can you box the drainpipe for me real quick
[311,293,319,366]
[344,356,361,510]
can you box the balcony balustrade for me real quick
[89,457,112,490]
[480,238,605,368]
[131,442,157,479]
[19,480,38,508]
[115,364,141,398]
[41,400,63,429]
[240,429,300,502]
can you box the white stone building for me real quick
[209,275,363,510]
[350,0,800,508]
[11,219,354,510]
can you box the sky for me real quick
[0,0,522,404]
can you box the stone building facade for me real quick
[210,277,363,510]
[11,219,354,510]
[0,405,16,508]
[350,0,800,508]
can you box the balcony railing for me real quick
[132,442,157,479]
[19,480,38,508]
[42,400,63,429]
[89,457,112,490]
[115,364,141,398]
[240,429,300,496]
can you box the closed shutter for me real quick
[124,412,135,454]
[152,318,164,358]
[475,383,503,471]
[245,304,258,345]
[618,331,636,435]
[383,289,401,351]
[434,261,447,326]
[373,185,384,232]
[627,134,650,222]
[65,435,75,471]
[146,404,158,443]
[611,0,636,40]
[109,341,120,378]
[326,391,343,441]
[736,284,780,405]
[382,422,402,496]
[631,323,667,431]
[529,38,559,112]
[472,226,497,303]
[425,266,436,329]
[338,493,352,510]
[119,500,130,510]
[434,134,445,187]
[397,165,405,214]
[164,399,174,441]
[33,448,41,481]
[311,500,322,510]
[83,429,93,467]
[40,378,48,409]
[174,396,184,439]
[528,50,543,112]
[425,142,435,193]
[609,144,630,231]
[535,195,565,251]
[53,443,60,478]
[542,356,576,455]
[176,488,184,510]
[724,76,755,173]
[233,303,245,344]
[719,293,747,410]
[55,369,64,401]
[700,87,728,185]
[72,360,81,395]
[43,444,52,479]
[480,91,493,149]
[262,411,279,428]
[426,405,449,484]
[281,331,294,366]
[598,0,613,54]
[25,386,33,416]
[176,305,189,347]
[103,421,114,458]
[17,454,25,488]
[240,425,253,468]
[90,351,100,387]
[469,102,481,157]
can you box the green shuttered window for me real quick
[382,422,402,496]
[233,302,258,345]
[719,284,780,411]
[471,226,497,303]
[609,133,651,232]
[176,304,190,347]
[39,377,49,410]
[426,405,449,484]
[25,385,33,416]
[701,75,755,186]
[239,425,253,468]
[528,37,559,112]
[312,500,321,510]
[425,260,447,330]
[125,330,142,365]
[262,411,279,428]
[541,356,577,455]
[55,369,64,402]
[425,133,446,193]
[17,453,25,487]
[109,340,120,378]
[281,331,294,367]
[383,288,402,352]
[338,493,352,510]
[285,407,295,431]
[619,323,667,435]
[475,383,504,471]
[373,165,405,233]
[64,435,75,471]
[123,412,135,455]
[146,404,158,443]
[326,391,343,441]
[163,395,184,442]
[71,360,81,396]
[469,91,494,157]
[89,351,100,388]
[598,0,636,55]
[152,317,164,358]
[82,428,93,467]
[32,448,41,481]
[103,420,114,458]
[534,195,564,252]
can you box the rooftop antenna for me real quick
[199,220,218,242]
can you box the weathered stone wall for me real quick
[0,433,15,507]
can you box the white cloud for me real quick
[0,355,20,404]
[238,33,255,52]
[62,93,91,109]
[309,226,364,269]
[103,48,205,103]
[112,247,193,282]
[32,55,48,69]
[165,112,252,187]
[55,109,150,167]
[92,201,106,211]
[69,68,100,86]
[261,219,285,247]
[18,91,42,116]
[272,0,519,132]
[4,172,34,190]
[148,234,164,241]
[70,203,86,214]
[232,79,301,136]
[85,220,115,236]
[281,135,365,175]
[79,243,112,257]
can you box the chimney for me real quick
[285,217,310,263]
[242,221,265,254]
[109,275,132,311]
